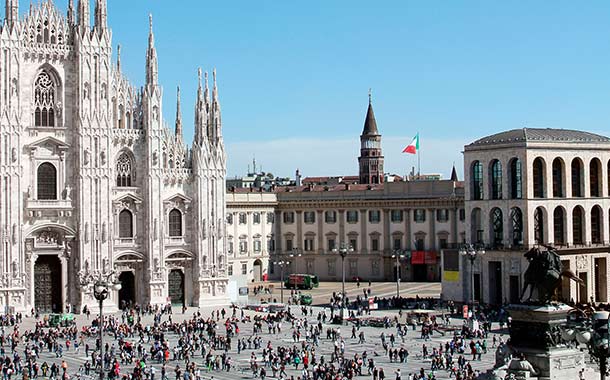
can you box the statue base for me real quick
[507,304,587,380]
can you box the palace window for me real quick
[267,213,275,224]
[553,207,565,245]
[368,210,381,223]
[552,158,564,198]
[490,159,502,200]
[34,71,56,127]
[37,162,57,200]
[471,161,483,200]
[436,209,449,223]
[239,213,247,224]
[304,211,316,224]
[509,158,522,199]
[414,209,426,223]
[572,159,583,197]
[168,209,182,237]
[283,212,295,224]
[226,213,233,225]
[533,158,545,198]
[491,208,503,247]
[119,209,134,238]
[253,212,261,224]
[116,153,134,187]
[346,210,359,223]
[325,211,337,223]
[391,210,403,223]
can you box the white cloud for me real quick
[226,135,467,180]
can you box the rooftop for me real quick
[467,128,610,148]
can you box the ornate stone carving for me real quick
[576,255,588,271]
[36,229,61,245]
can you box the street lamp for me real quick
[79,267,122,380]
[272,248,302,304]
[458,243,485,314]
[332,242,354,321]
[562,310,610,380]
[391,249,407,298]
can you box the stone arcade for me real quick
[0,0,229,313]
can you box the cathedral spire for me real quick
[210,69,222,142]
[67,0,75,26]
[116,44,121,73]
[194,68,205,144]
[78,0,91,35]
[94,0,108,37]
[5,0,18,30]
[145,14,159,87]
[175,86,183,139]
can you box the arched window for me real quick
[510,207,523,246]
[552,158,564,198]
[553,207,565,246]
[470,208,482,244]
[592,206,603,244]
[533,158,545,198]
[572,206,584,245]
[116,153,134,187]
[168,209,183,237]
[534,207,545,244]
[37,163,57,200]
[119,210,134,238]
[471,161,483,200]
[509,158,522,199]
[590,159,602,197]
[490,208,503,247]
[571,159,583,197]
[490,160,502,200]
[34,70,56,127]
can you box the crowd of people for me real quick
[0,291,516,380]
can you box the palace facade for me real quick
[0,0,229,313]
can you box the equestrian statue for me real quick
[520,244,583,303]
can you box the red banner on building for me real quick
[411,251,425,264]
[411,251,437,265]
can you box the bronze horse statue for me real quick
[520,244,583,303]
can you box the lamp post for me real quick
[272,248,302,304]
[391,249,407,298]
[458,243,485,314]
[332,242,354,321]
[562,311,610,380]
[79,267,122,380]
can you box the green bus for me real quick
[285,274,319,290]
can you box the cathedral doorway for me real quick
[168,270,185,306]
[253,260,263,282]
[34,255,62,313]
[118,272,136,309]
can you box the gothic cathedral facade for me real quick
[0,0,229,313]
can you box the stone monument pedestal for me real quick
[507,303,586,380]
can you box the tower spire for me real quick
[94,0,108,36]
[5,0,18,30]
[78,0,91,34]
[67,0,75,26]
[194,68,206,144]
[175,86,183,139]
[145,14,159,87]
[116,44,121,73]
[358,93,384,185]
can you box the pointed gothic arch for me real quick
[116,150,135,187]
[33,68,60,128]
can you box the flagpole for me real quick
[417,150,421,178]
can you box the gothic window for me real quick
[552,158,564,198]
[533,158,545,198]
[553,207,565,246]
[490,160,502,200]
[471,161,483,200]
[571,159,583,197]
[34,71,56,128]
[119,210,134,238]
[37,162,57,200]
[116,153,134,187]
[509,158,522,199]
[490,208,503,247]
[510,207,523,246]
[168,209,182,237]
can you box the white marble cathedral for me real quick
[0,0,229,313]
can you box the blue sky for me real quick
[12,1,610,178]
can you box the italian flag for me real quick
[402,134,419,154]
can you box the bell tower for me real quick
[358,92,384,184]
